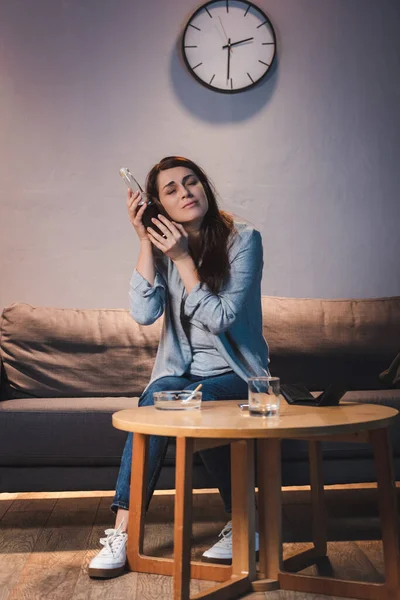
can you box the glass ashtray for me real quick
[153,390,202,411]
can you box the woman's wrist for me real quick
[172,252,192,264]
[173,254,200,293]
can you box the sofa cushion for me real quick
[0,396,203,469]
[0,304,161,399]
[262,296,400,389]
[0,396,138,466]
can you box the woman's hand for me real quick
[126,189,150,242]
[147,215,190,262]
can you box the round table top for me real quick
[112,400,398,439]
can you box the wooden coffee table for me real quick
[113,400,400,600]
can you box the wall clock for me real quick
[182,0,276,94]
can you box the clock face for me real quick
[182,0,276,93]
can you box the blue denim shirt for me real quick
[129,220,270,388]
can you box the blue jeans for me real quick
[111,372,248,515]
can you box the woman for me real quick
[89,156,269,578]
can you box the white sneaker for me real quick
[88,521,128,578]
[201,521,259,565]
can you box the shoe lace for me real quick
[99,520,127,557]
[216,521,232,548]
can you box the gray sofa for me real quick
[0,297,399,493]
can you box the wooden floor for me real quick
[0,484,394,600]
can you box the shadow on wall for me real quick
[169,38,278,123]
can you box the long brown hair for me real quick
[146,156,235,294]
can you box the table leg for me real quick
[252,437,282,592]
[282,440,328,574]
[192,439,256,600]
[174,436,194,600]
[231,439,256,581]
[309,440,327,556]
[126,432,148,570]
[370,427,400,597]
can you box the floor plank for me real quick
[5,497,101,600]
[356,540,384,579]
[0,501,14,521]
[297,541,383,583]
[7,492,60,514]
[0,508,55,600]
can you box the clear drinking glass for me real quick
[248,376,280,417]
[153,390,202,411]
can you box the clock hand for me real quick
[222,36,254,49]
[226,38,231,81]
[218,16,232,51]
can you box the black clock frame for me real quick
[181,0,277,94]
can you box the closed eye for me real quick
[165,177,199,196]
[165,178,198,194]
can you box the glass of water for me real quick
[248,376,280,417]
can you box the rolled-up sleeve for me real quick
[183,229,263,335]
[129,268,166,325]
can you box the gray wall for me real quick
[1,0,399,310]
